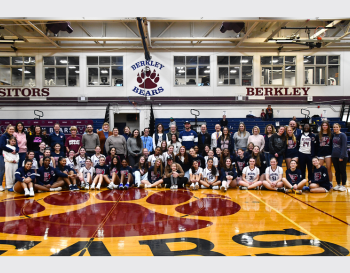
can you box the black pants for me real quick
[116,154,126,162]
[163,177,188,188]
[298,152,313,181]
[86,151,95,158]
[128,154,140,167]
[332,157,348,185]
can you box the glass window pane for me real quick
[272,67,283,85]
[217,56,228,65]
[43,57,55,65]
[304,56,314,65]
[174,56,185,65]
[218,67,228,85]
[316,56,326,64]
[230,56,241,65]
[0,67,10,85]
[112,66,123,86]
[175,66,186,85]
[198,66,210,86]
[285,56,295,64]
[44,67,55,85]
[68,66,79,87]
[24,66,36,87]
[99,56,110,65]
[261,56,271,65]
[241,56,253,65]
[68,57,79,65]
[24,57,35,65]
[198,56,210,65]
[186,56,197,65]
[56,67,66,85]
[242,66,252,86]
[87,56,98,65]
[100,67,110,85]
[328,65,339,85]
[56,56,67,65]
[304,67,314,85]
[229,66,240,85]
[11,67,22,86]
[285,65,295,86]
[261,67,271,85]
[315,67,326,84]
[12,57,23,65]
[328,56,339,65]
[111,56,123,65]
[0,57,10,65]
[186,67,196,85]
[88,68,98,85]
[272,56,283,65]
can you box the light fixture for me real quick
[101,70,108,74]
[240,59,248,63]
[178,70,185,73]
[204,70,210,73]
[60,60,68,64]
[69,66,76,69]
[230,70,237,73]
[24,71,31,74]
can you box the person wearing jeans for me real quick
[332,123,348,192]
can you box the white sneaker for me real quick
[90,184,95,190]
[85,184,90,190]
[107,183,114,190]
[24,189,30,196]
[29,189,35,197]
[174,185,178,190]
[241,186,248,190]
[212,186,219,190]
[96,183,101,190]
[224,187,227,192]
[194,183,199,190]
[0,186,4,192]
[190,183,194,190]
[333,185,340,191]
[170,185,174,190]
[220,185,225,192]
[339,185,347,192]
[201,185,207,189]
[50,187,62,192]
[80,182,85,189]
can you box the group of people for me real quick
[0,117,347,196]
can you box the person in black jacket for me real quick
[197,124,211,155]
[269,126,286,167]
[27,125,43,152]
[220,115,228,128]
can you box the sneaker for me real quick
[85,184,90,190]
[212,186,219,190]
[194,183,199,190]
[201,185,207,189]
[302,186,310,192]
[0,186,4,192]
[220,185,225,192]
[80,182,85,189]
[339,185,347,192]
[170,185,174,190]
[260,185,267,190]
[69,185,74,191]
[295,190,302,195]
[24,189,30,196]
[241,186,248,190]
[29,189,35,197]
[96,184,101,190]
[107,184,114,190]
[285,189,292,193]
[333,184,341,191]
[124,184,129,190]
[90,184,95,190]
[190,183,194,190]
[118,183,124,189]
[50,187,62,192]
[277,188,285,193]
[73,185,79,191]
[163,184,167,188]
[139,183,145,188]
[7,188,14,192]
[174,185,178,190]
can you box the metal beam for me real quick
[25,21,60,48]
[121,22,139,37]
[157,22,175,37]
[48,37,242,42]
[236,22,259,47]
[197,23,218,44]
[264,22,288,42]
[77,23,101,45]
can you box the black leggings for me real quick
[163,177,188,188]
[332,157,348,185]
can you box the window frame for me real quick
[0,56,36,87]
[303,55,340,86]
[260,56,296,86]
[217,56,253,86]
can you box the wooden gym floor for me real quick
[0,166,350,256]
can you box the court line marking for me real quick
[248,191,344,256]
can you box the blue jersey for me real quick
[37,166,56,185]
[179,130,198,150]
[14,167,36,182]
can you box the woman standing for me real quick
[152,123,166,151]
[332,123,348,192]
[217,127,233,154]
[27,125,43,152]
[97,122,112,156]
[233,122,250,152]
[160,140,168,155]
[0,124,19,192]
[316,121,333,182]
[14,122,27,168]
[123,126,132,142]
[263,124,276,167]
[127,129,143,167]
[269,126,286,167]
[248,126,265,151]
[297,124,316,181]
[105,128,127,162]
[285,126,299,169]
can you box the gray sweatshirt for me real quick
[233,131,250,150]
[332,133,348,159]
[82,133,100,152]
[105,135,127,155]
[127,137,143,156]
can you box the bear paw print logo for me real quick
[0,189,240,239]
[137,67,159,89]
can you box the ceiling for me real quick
[0,17,350,52]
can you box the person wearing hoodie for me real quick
[269,126,286,167]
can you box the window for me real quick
[174,56,210,86]
[217,56,253,86]
[0,56,36,87]
[261,56,296,86]
[87,56,123,86]
[304,55,340,85]
[43,56,79,87]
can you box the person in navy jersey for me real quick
[235,148,247,184]
[54,156,78,191]
[36,156,64,192]
[13,159,36,197]
[49,123,66,154]
[285,126,299,169]
[315,121,333,182]
[91,156,114,190]
[146,158,164,188]
[220,157,238,192]
[188,147,205,169]
[109,156,121,186]
[282,159,307,194]
[52,143,66,167]
[141,128,153,154]
[35,141,46,166]
[197,124,211,155]
[27,125,43,152]
[179,121,198,150]
[263,124,275,167]
[289,120,301,137]
[118,158,134,190]
[297,123,317,181]
[332,123,348,192]
[308,157,332,193]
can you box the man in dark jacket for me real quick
[49,123,66,154]
[197,124,211,155]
